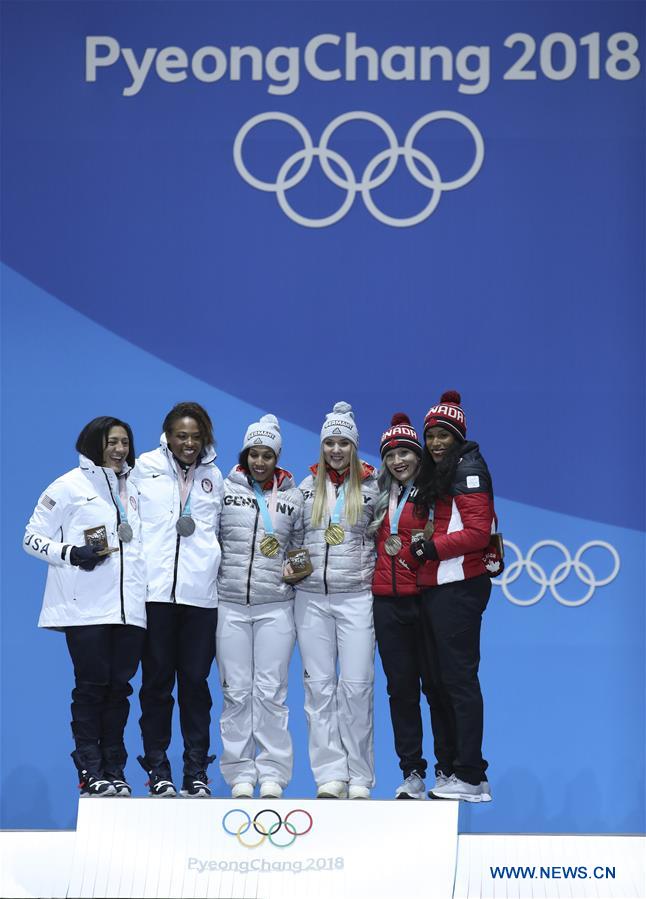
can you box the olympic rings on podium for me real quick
[222,808,313,848]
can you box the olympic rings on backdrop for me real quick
[222,808,313,848]
[492,540,620,607]
[233,111,484,228]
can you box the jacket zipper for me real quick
[170,534,181,602]
[391,555,397,597]
[103,470,126,624]
[323,524,330,595]
[246,508,260,604]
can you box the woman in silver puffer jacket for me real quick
[216,414,303,800]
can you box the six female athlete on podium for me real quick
[24,393,499,804]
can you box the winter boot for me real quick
[181,754,216,798]
[102,745,131,797]
[71,749,116,797]
[137,754,177,797]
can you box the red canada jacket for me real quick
[401,442,496,587]
[372,486,428,597]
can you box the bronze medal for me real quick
[324,523,345,545]
[176,515,196,537]
[384,534,402,556]
[260,535,281,558]
[117,522,133,543]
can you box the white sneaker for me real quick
[231,782,254,799]
[431,770,451,792]
[259,781,283,799]
[395,771,426,800]
[480,780,493,802]
[430,774,486,803]
[316,780,348,799]
[348,785,371,800]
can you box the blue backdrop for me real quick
[1,0,644,834]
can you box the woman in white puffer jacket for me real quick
[23,416,147,798]
[216,414,303,800]
[295,401,378,800]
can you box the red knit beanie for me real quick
[423,391,467,440]
[380,413,423,459]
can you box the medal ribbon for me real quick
[252,477,278,536]
[325,477,346,525]
[174,460,197,519]
[388,482,413,536]
[112,475,129,523]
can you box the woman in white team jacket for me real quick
[216,414,303,800]
[296,401,378,799]
[23,416,147,797]
[132,402,224,798]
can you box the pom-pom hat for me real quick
[320,401,359,447]
[424,391,467,441]
[243,413,282,456]
[380,413,422,459]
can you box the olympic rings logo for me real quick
[222,808,313,849]
[492,540,620,607]
[233,111,484,228]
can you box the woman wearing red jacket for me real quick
[409,391,494,803]
[370,413,438,800]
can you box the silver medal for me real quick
[117,522,133,543]
[384,534,402,556]
[176,515,196,537]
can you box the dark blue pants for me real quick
[420,575,491,785]
[139,602,217,775]
[65,623,145,774]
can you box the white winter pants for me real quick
[294,589,375,788]
[216,600,295,787]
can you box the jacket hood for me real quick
[78,454,131,479]
[228,465,296,491]
[159,432,217,465]
[309,461,377,482]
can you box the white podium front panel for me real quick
[67,797,458,899]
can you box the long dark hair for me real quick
[415,441,464,512]
[76,416,136,468]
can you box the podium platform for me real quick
[66,797,459,898]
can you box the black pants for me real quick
[419,575,491,785]
[373,594,445,779]
[65,624,145,774]
[139,602,217,775]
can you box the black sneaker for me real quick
[137,754,177,798]
[180,772,211,798]
[78,769,117,797]
[105,770,132,797]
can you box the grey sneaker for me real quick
[395,771,426,800]
[430,774,486,802]
[433,770,451,790]
[480,780,492,802]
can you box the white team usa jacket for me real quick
[23,455,147,630]
[217,466,304,605]
[131,436,224,608]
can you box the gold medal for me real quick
[260,535,281,558]
[324,523,345,545]
[384,534,402,556]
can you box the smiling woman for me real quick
[22,416,147,798]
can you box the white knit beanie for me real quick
[320,401,359,447]
[243,414,282,457]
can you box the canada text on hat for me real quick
[380,413,422,458]
[424,390,467,440]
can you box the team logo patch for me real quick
[201,478,213,493]
[129,495,137,510]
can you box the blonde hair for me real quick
[311,444,364,529]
